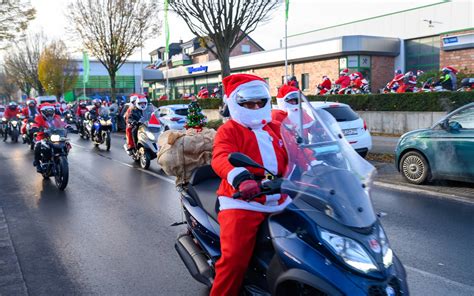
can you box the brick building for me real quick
[145,0,473,99]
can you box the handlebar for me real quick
[232,178,283,201]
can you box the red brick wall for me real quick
[440,29,474,73]
[371,56,395,92]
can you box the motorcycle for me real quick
[37,120,74,190]
[124,106,162,169]
[21,116,38,150]
[86,109,112,150]
[62,110,76,125]
[2,115,21,143]
[174,97,408,295]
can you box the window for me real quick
[449,107,474,129]
[323,106,359,122]
[405,36,440,72]
[241,44,251,53]
[301,73,309,90]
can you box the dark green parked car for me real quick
[395,102,474,184]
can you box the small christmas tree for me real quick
[185,100,206,130]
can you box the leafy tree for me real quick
[0,0,36,47]
[38,40,78,98]
[3,32,47,96]
[170,0,279,78]
[67,0,161,100]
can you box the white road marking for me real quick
[373,181,474,205]
[70,142,175,184]
[405,265,474,292]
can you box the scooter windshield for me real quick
[280,97,377,229]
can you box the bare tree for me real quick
[0,0,36,47]
[0,71,19,101]
[67,0,161,100]
[38,40,78,98]
[3,32,47,96]
[170,0,279,78]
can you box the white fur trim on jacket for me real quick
[227,167,248,188]
[218,195,292,213]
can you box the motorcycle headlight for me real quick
[379,227,393,268]
[99,120,106,125]
[11,121,18,127]
[320,229,378,273]
[50,134,60,142]
[145,131,155,141]
[106,120,112,125]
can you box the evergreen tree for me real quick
[185,100,206,130]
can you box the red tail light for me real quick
[329,104,340,108]
[170,117,181,122]
[363,120,367,130]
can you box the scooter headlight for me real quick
[379,227,393,268]
[145,131,155,141]
[50,134,60,142]
[11,121,18,127]
[320,229,378,273]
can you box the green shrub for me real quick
[152,98,222,109]
[304,92,473,112]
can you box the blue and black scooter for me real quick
[174,99,409,295]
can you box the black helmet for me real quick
[8,102,17,110]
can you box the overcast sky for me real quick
[25,0,439,61]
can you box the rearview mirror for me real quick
[228,153,263,169]
[448,121,461,132]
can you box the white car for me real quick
[310,101,372,157]
[157,104,189,131]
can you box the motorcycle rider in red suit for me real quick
[20,99,38,137]
[32,103,66,172]
[210,74,291,296]
[317,75,332,95]
[335,69,351,93]
[197,86,209,99]
[3,102,21,142]
[124,94,144,150]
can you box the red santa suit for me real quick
[197,88,209,99]
[21,106,38,135]
[335,75,351,89]
[3,106,20,120]
[210,74,290,296]
[32,104,65,141]
[318,76,332,95]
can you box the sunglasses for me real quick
[239,100,266,109]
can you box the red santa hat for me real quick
[277,85,299,100]
[222,74,267,99]
[445,66,458,74]
[222,73,271,129]
[148,113,161,128]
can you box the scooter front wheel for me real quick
[140,149,150,169]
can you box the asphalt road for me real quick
[0,134,473,296]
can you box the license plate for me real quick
[343,128,358,136]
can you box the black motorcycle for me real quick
[174,97,408,295]
[21,116,38,150]
[2,116,20,143]
[85,109,112,150]
[38,126,74,190]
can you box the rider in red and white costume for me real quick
[210,74,290,296]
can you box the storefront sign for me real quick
[360,55,371,67]
[339,57,347,69]
[187,65,208,74]
[442,33,474,51]
[347,55,358,68]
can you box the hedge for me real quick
[152,92,473,112]
[309,91,473,112]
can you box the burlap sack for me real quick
[157,127,216,185]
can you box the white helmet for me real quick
[135,96,148,110]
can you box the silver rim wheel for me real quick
[402,155,425,181]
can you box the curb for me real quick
[0,208,28,295]
[373,181,474,205]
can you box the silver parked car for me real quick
[157,104,189,130]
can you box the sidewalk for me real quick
[0,208,28,295]
[371,161,474,202]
